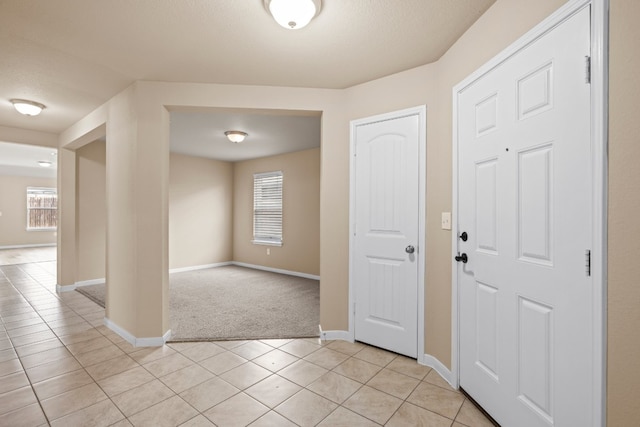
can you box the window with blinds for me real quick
[27,187,57,231]
[253,171,283,246]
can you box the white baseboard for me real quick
[169,262,232,274]
[232,261,320,280]
[76,278,106,287]
[0,243,56,250]
[319,329,353,342]
[422,353,456,389]
[56,261,315,294]
[104,317,171,347]
[56,277,106,293]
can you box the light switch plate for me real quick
[441,212,451,230]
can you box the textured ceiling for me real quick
[170,110,321,162]
[0,0,495,136]
[1,0,496,162]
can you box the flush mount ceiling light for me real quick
[10,99,46,116]
[38,161,52,167]
[264,0,321,30]
[225,130,248,143]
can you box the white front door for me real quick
[351,108,423,358]
[457,6,593,426]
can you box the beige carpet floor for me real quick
[76,265,320,341]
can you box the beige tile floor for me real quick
[0,247,56,266]
[0,260,496,426]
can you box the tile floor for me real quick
[0,247,56,266]
[0,260,496,426]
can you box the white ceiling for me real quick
[0,0,495,161]
[170,110,321,162]
[0,141,57,178]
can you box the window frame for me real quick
[252,171,283,246]
[26,187,58,231]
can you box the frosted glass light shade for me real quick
[267,0,319,30]
[225,130,248,143]
[11,99,45,116]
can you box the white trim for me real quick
[0,243,56,250]
[56,283,76,292]
[76,278,106,287]
[56,277,106,293]
[58,262,316,292]
[451,83,460,390]
[251,240,283,247]
[451,1,607,424]
[136,330,172,347]
[320,329,353,342]
[590,1,609,425]
[169,262,232,274]
[231,261,320,280]
[349,105,427,360]
[104,317,171,347]
[422,353,455,389]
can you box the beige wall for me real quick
[73,148,235,280]
[169,153,234,269]
[607,0,640,425]
[345,0,566,365]
[347,1,640,423]
[76,140,106,282]
[233,148,320,276]
[0,174,57,247]
[56,0,640,421]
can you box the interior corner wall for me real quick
[76,140,106,282]
[233,147,320,276]
[0,174,57,247]
[74,147,234,281]
[169,152,234,269]
[607,0,640,425]
[345,0,566,367]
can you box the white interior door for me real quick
[351,109,422,358]
[457,6,593,426]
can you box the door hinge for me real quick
[585,249,591,276]
[585,56,591,84]
[353,302,356,315]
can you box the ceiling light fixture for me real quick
[38,161,52,167]
[10,99,46,116]
[225,130,248,143]
[264,0,321,30]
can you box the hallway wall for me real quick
[0,174,57,247]
[169,152,234,270]
[56,0,640,422]
[76,140,106,282]
[233,147,320,276]
[344,0,566,369]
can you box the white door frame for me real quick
[348,105,427,364]
[451,0,608,424]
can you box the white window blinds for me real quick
[253,171,283,245]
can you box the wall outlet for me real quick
[441,212,452,230]
[266,248,270,255]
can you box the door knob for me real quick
[405,245,415,254]
[455,253,468,263]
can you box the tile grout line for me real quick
[1,263,136,425]
[3,259,490,427]
[0,266,56,426]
